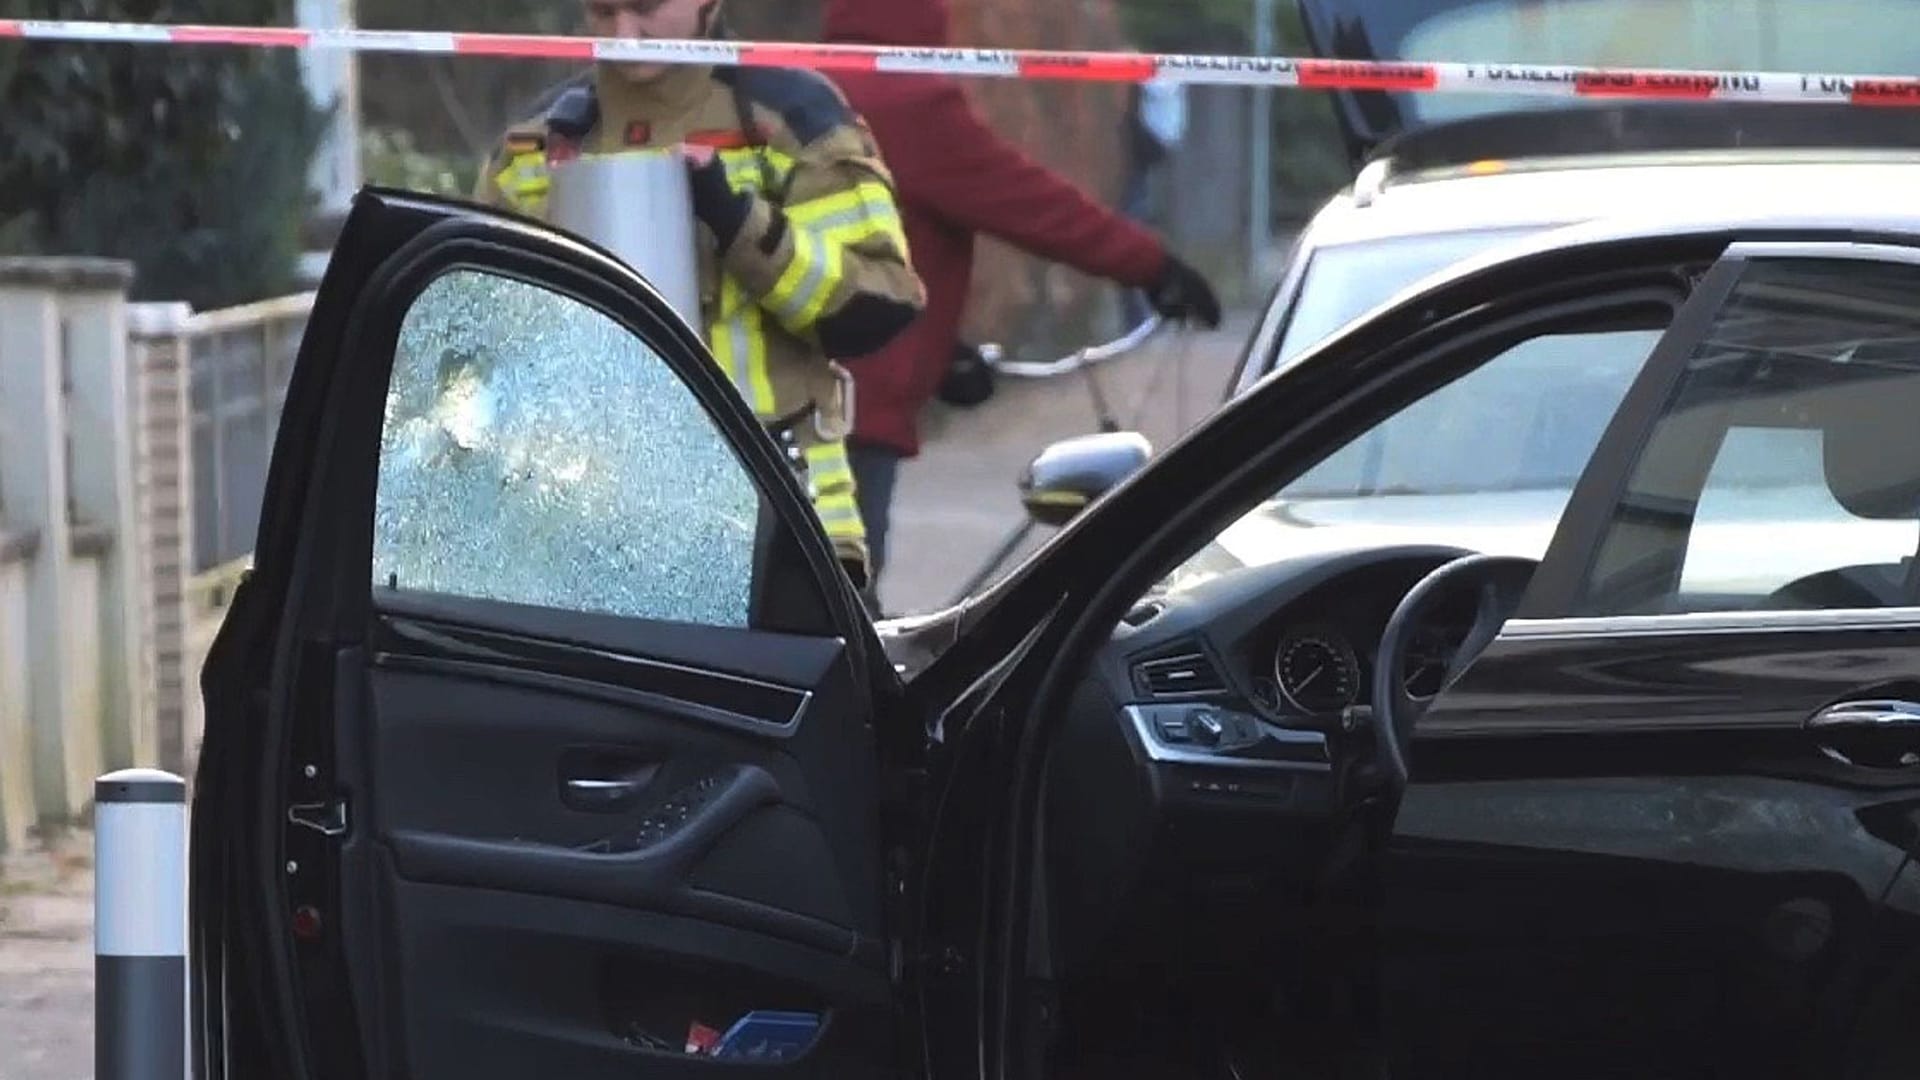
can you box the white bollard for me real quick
[95,768,187,1080]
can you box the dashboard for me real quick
[1043,543,1487,969]
[1241,560,1480,719]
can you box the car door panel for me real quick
[380,885,893,1078]
[330,381,891,1069]
[1416,623,1920,894]
[197,190,906,1080]
[366,661,875,947]
[1382,245,1920,1074]
[1389,624,1920,1072]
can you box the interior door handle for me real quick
[564,776,645,809]
[1806,699,1920,768]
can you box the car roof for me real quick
[1238,161,1920,398]
[1231,146,1920,401]
[1301,151,1920,249]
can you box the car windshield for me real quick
[1157,327,1662,596]
[1285,331,1651,498]
[1275,226,1548,366]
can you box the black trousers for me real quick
[848,439,902,583]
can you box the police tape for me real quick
[4,17,1920,106]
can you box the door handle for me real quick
[1806,699,1920,768]
[563,776,646,810]
[1807,699,1920,730]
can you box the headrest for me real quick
[1820,365,1920,520]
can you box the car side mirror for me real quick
[1019,431,1152,527]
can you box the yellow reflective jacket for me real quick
[474,63,926,580]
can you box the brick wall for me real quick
[126,310,195,777]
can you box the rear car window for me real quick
[1575,256,1920,614]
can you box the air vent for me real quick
[1134,651,1226,698]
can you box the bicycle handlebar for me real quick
[978,314,1166,378]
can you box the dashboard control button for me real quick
[1191,710,1225,746]
[1154,714,1192,743]
[1250,676,1283,714]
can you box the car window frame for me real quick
[1514,239,1920,630]
[368,264,772,631]
[1164,278,1688,597]
[987,253,1704,645]
[1227,229,1317,401]
[281,210,877,654]
[360,252,808,634]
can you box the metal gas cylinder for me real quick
[548,150,703,334]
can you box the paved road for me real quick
[0,312,1253,1080]
[1,836,92,1080]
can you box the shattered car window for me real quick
[372,268,761,627]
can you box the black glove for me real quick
[1146,254,1222,329]
[686,152,751,251]
[938,341,997,408]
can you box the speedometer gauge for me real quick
[1273,627,1361,715]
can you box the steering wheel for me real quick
[1370,554,1541,790]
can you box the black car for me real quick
[193,185,1920,1080]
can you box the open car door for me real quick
[190,189,915,1080]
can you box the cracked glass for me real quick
[372,269,761,627]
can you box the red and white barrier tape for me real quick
[4,18,1920,105]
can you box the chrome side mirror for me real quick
[1018,431,1152,527]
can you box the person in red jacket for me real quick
[821,0,1222,594]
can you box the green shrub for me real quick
[0,0,324,309]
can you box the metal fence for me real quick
[124,292,313,783]
[187,295,312,576]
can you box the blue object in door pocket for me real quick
[711,1010,823,1062]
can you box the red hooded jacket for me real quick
[822,0,1171,457]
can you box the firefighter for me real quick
[474,0,926,600]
